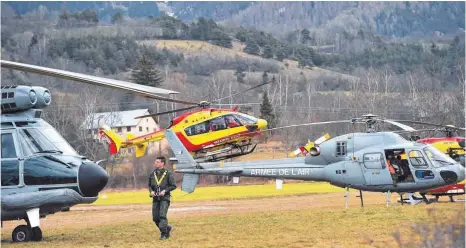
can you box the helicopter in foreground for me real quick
[0,60,180,242]
[1,85,108,242]
[166,114,465,207]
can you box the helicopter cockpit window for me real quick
[24,156,77,185]
[1,133,17,158]
[423,146,457,168]
[38,128,78,156]
[185,122,209,136]
[1,133,20,186]
[225,115,241,128]
[234,114,257,125]
[18,129,61,156]
[1,160,20,186]
[209,117,227,131]
[1,122,14,128]
[15,121,47,127]
[336,141,347,156]
[408,150,428,168]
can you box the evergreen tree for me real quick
[211,28,232,48]
[59,9,69,20]
[28,34,38,55]
[112,12,123,24]
[80,9,99,23]
[235,29,248,42]
[260,91,276,128]
[262,71,269,83]
[243,39,260,55]
[262,45,274,59]
[275,47,286,61]
[309,48,322,66]
[430,42,440,56]
[162,23,177,39]
[301,28,311,44]
[234,68,246,83]
[132,56,165,87]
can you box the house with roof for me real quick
[81,109,165,156]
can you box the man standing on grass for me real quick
[149,156,177,240]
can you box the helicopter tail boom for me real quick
[165,129,200,193]
[99,124,125,155]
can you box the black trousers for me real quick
[152,200,170,233]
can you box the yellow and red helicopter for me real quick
[99,81,270,162]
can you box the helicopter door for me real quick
[406,150,435,183]
[1,131,22,188]
[362,152,393,185]
[188,117,230,147]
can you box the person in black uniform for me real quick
[149,156,177,240]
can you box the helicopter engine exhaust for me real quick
[309,147,320,156]
[32,86,52,108]
[1,85,51,113]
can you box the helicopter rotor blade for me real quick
[393,128,438,134]
[390,120,466,131]
[212,77,274,103]
[1,60,198,105]
[210,103,261,106]
[135,105,198,119]
[381,119,416,131]
[262,120,353,132]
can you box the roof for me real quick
[81,109,152,129]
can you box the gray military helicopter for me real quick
[165,114,465,207]
[0,60,181,242]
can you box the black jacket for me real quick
[148,168,177,201]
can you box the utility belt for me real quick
[152,185,171,196]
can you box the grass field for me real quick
[2,203,463,248]
[94,182,346,205]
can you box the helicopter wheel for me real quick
[31,227,43,241]
[12,225,32,242]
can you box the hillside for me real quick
[2,1,160,21]
[223,2,465,41]
[138,39,358,88]
[5,2,464,41]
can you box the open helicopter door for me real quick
[361,152,394,185]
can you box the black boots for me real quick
[166,225,172,238]
[159,225,172,240]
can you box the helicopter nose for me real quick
[257,119,268,130]
[440,165,465,184]
[78,162,108,197]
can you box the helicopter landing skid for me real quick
[195,144,258,162]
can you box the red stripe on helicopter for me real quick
[418,137,465,144]
[171,108,236,126]
[175,130,261,152]
[427,183,465,193]
[126,129,166,143]
[99,130,118,154]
